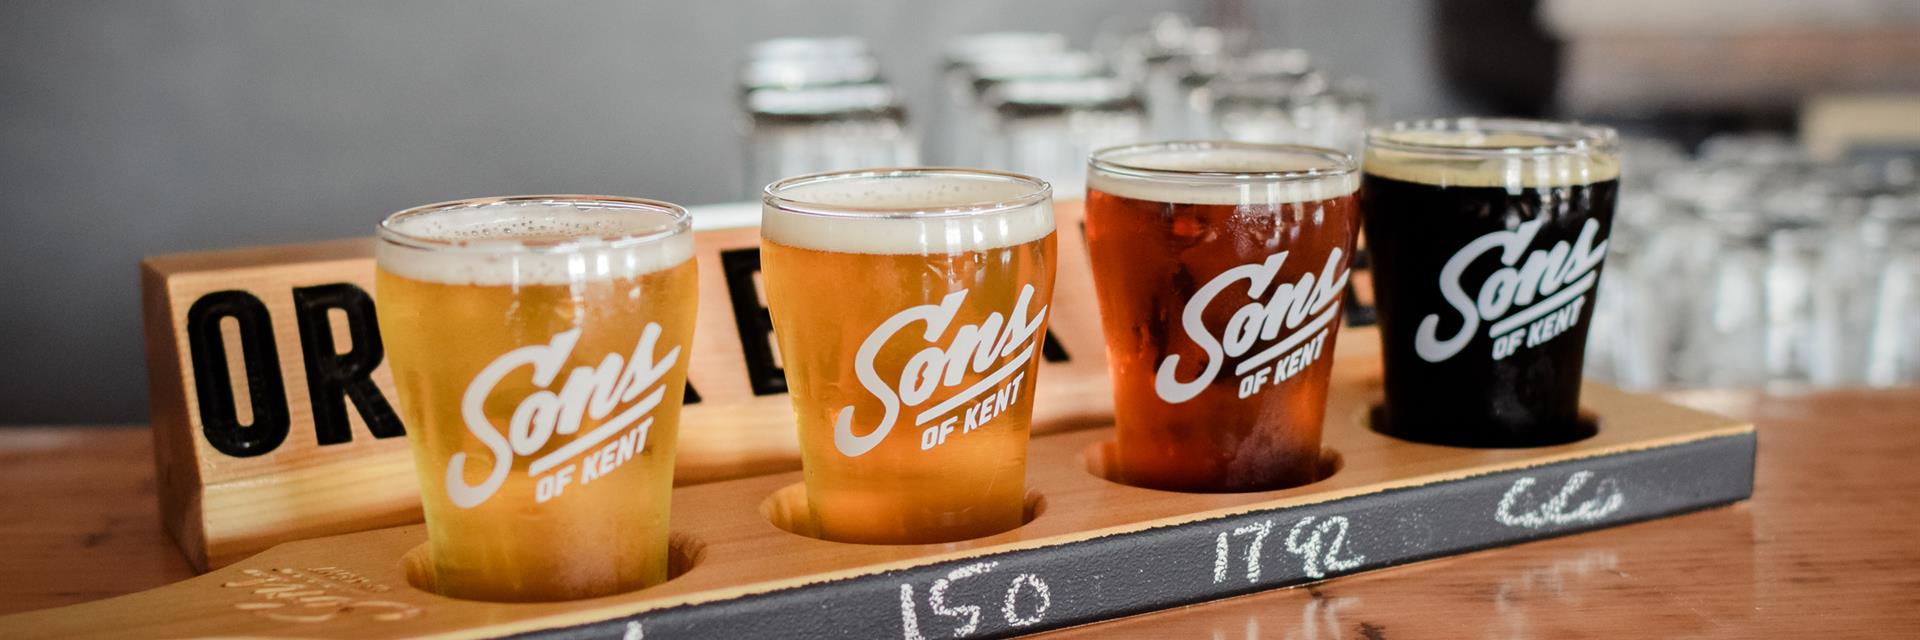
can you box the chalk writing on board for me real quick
[1285,516,1366,579]
[900,561,1053,639]
[1214,520,1275,583]
[1001,574,1050,627]
[1494,470,1625,529]
[1213,516,1366,584]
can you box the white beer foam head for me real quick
[1364,121,1621,189]
[1087,143,1359,206]
[762,169,1055,254]
[376,197,693,286]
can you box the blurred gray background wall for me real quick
[0,0,1462,425]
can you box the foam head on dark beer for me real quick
[1364,127,1620,189]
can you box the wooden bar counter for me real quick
[1,388,1915,637]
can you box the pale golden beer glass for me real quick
[761,169,1057,544]
[375,196,697,602]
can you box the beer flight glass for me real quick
[1360,119,1620,447]
[760,168,1058,544]
[1086,141,1361,492]
[376,196,699,602]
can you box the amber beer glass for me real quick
[761,169,1057,544]
[1086,142,1360,492]
[375,196,697,602]
[1361,119,1618,447]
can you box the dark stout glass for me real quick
[1086,142,1359,491]
[1360,119,1620,447]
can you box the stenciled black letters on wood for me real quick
[720,248,788,396]
[185,290,292,457]
[1041,331,1070,363]
[292,284,404,445]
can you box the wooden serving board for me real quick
[138,202,1122,570]
[137,200,1381,572]
[1,366,1755,639]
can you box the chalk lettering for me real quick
[1494,471,1625,528]
[1213,519,1275,584]
[1284,516,1366,579]
[900,562,1053,638]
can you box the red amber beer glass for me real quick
[376,196,698,601]
[1086,142,1360,492]
[1361,119,1618,447]
[761,169,1057,544]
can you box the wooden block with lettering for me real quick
[142,202,1278,571]
[142,238,417,572]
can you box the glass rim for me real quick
[1365,117,1619,159]
[1087,140,1358,185]
[762,167,1053,220]
[376,194,691,254]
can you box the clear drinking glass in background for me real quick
[746,36,871,62]
[739,37,916,197]
[937,32,1074,166]
[1180,48,1313,136]
[737,36,882,107]
[947,50,1107,169]
[1584,134,1920,391]
[741,85,918,199]
[1211,74,1375,158]
[1864,197,1920,385]
[981,76,1146,196]
[1098,13,1243,141]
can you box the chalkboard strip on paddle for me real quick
[0,383,1753,640]
[519,432,1753,640]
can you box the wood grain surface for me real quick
[0,387,1913,636]
[134,203,1120,571]
[1039,387,1920,639]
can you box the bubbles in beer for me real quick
[377,200,694,286]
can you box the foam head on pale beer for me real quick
[1360,119,1619,447]
[376,196,698,602]
[761,169,1057,544]
[761,169,1055,254]
[376,198,693,284]
[1086,142,1359,492]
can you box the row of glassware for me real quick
[737,15,1371,198]
[1588,135,1920,390]
[734,19,1920,392]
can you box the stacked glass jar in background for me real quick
[734,20,1920,391]
[1588,136,1920,390]
[944,35,1141,195]
[737,13,1379,197]
[737,37,918,197]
